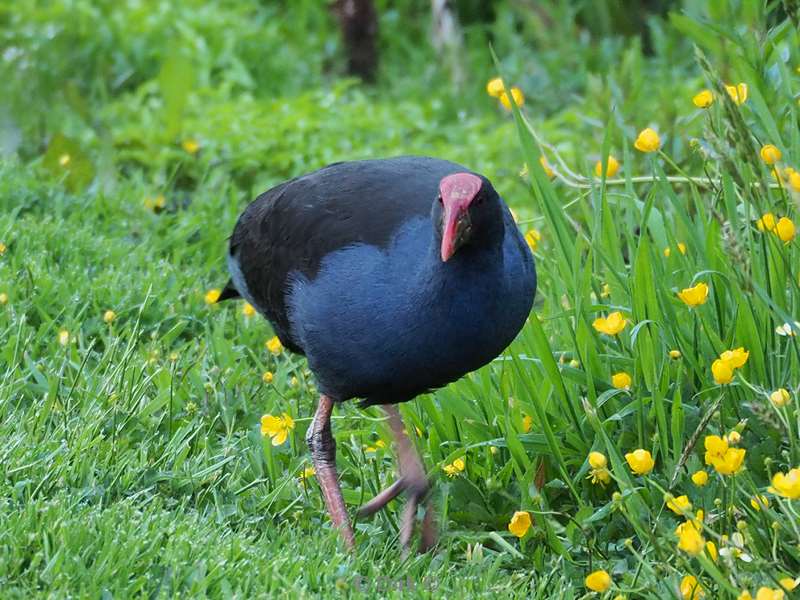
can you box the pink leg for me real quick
[357,404,437,554]
[306,394,355,550]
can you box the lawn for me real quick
[1,1,799,598]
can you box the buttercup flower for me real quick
[725,83,748,105]
[669,349,682,359]
[708,442,746,476]
[266,336,283,354]
[0,242,6,254]
[757,212,777,232]
[667,494,692,514]
[680,575,704,599]
[754,588,785,600]
[664,243,687,257]
[720,347,749,369]
[788,169,800,193]
[769,468,800,499]
[712,359,734,384]
[693,90,713,108]
[205,288,221,304]
[760,144,782,165]
[750,495,770,511]
[443,457,466,477]
[262,371,274,384]
[525,229,541,251]
[625,449,654,475]
[780,578,798,592]
[691,470,708,486]
[634,128,661,153]
[589,451,607,470]
[539,155,554,179]
[611,371,632,390]
[144,195,166,213]
[677,282,709,307]
[182,139,200,154]
[242,302,256,317]
[499,86,524,110]
[676,520,705,555]
[585,570,612,593]
[58,329,70,346]
[0,292,7,305]
[705,540,718,561]
[588,451,611,485]
[593,312,627,336]
[300,465,316,480]
[260,412,295,445]
[103,310,116,324]
[366,439,386,453]
[775,217,795,243]
[727,431,741,445]
[508,510,531,538]
[594,155,620,178]
[486,77,505,97]
[770,388,791,408]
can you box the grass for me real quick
[2,0,800,597]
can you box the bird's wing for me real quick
[227,157,467,352]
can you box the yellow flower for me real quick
[760,144,782,165]
[692,89,713,108]
[676,520,705,556]
[738,592,753,600]
[522,414,533,433]
[769,468,800,499]
[705,541,718,562]
[58,329,70,346]
[754,588,785,600]
[486,77,505,97]
[290,376,299,387]
[667,494,692,514]
[508,510,531,538]
[611,371,632,390]
[539,155,555,179]
[727,430,741,444]
[182,139,200,154]
[585,570,612,593]
[103,310,116,324]
[625,449,654,475]
[588,451,607,470]
[0,242,6,254]
[262,371,274,384]
[0,292,7,305]
[720,347,749,369]
[757,212,777,232]
[704,435,728,463]
[594,155,620,178]
[242,302,256,317]
[788,169,800,192]
[669,349,682,359]
[144,194,166,213]
[750,494,770,511]
[725,83,748,105]
[779,578,798,592]
[266,336,283,355]
[664,242,687,257]
[770,388,791,408]
[712,447,746,476]
[691,470,708,486]
[443,457,466,477]
[525,229,541,251]
[59,153,71,167]
[365,439,386,453]
[712,359,734,384]
[499,86,524,110]
[634,128,661,153]
[204,288,221,304]
[588,451,611,485]
[677,282,709,307]
[300,465,316,480]
[775,217,795,243]
[600,283,611,298]
[680,575,704,599]
[260,412,295,446]
[593,311,627,336]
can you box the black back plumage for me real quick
[226,157,472,352]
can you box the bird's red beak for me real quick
[439,173,482,262]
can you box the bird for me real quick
[219,156,536,552]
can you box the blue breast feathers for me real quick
[286,212,536,405]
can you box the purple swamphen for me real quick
[219,156,536,551]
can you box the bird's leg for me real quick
[306,394,355,550]
[357,404,437,553]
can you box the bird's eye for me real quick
[437,195,443,204]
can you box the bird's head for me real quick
[434,172,499,262]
